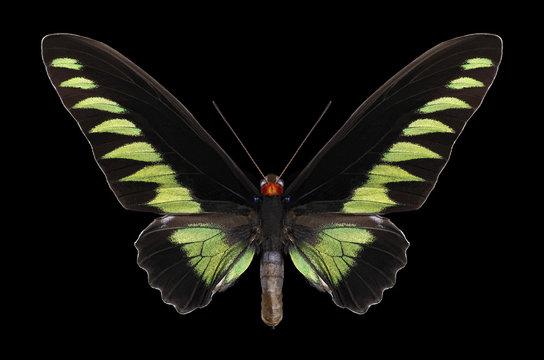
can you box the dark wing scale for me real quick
[42,33,258,214]
[135,214,257,314]
[286,214,408,313]
[286,34,502,215]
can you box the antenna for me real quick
[212,101,268,182]
[276,100,332,182]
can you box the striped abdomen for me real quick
[260,251,284,328]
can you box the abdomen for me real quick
[260,250,284,327]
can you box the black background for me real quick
[15,4,531,357]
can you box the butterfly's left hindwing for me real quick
[136,214,257,314]
[286,214,408,314]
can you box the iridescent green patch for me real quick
[60,77,98,89]
[382,142,442,162]
[119,164,202,213]
[102,142,162,162]
[366,164,424,185]
[148,189,201,213]
[120,164,177,184]
[73,97,127,113]
[342,187,395,214]
[343,165,424,214]
[224,247,255,284]
[461,57,493,70]
[51,57,82,70]
[171,226,222,245]
[323,227,373,242]
[446,77,484,90]
[90,119,142,136]
[290,225,375,286]
[417,97,471,114]
[289,246,321,284]
[170,226,255,285]
[402,119,455,136]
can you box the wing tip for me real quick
[41,33,97,51]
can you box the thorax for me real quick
[258,196,285,252]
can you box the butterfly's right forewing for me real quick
[286,34,502,215]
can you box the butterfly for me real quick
[42,33,502,327]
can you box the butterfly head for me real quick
[260,174,284,196]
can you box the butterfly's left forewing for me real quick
[42,34,258,214]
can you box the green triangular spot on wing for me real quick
[73,97,127,114]
[148,189,201,213]
[60,77,98,89]
[120,164,176,184]
[148,187,192,201]
[343,187,395,213]
[417,97,471,114]
[382,142,442,162]
[367,164,424,184]
[102,142,162,162]
[446,77,484,89]
[51,57,82,70]
[461,57,493,70]
[119,164,202,213]
[90,119,143,136]
[402,119,455,136]
[343,165,424,214]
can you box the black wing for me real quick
[136,214,257,314]
[286,214,408,314]
[286,33,502,214]
[42,33,258,214]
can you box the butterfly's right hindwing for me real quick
[287,214,408,314]
[136,214,257,314]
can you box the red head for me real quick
[260,174,284,196]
